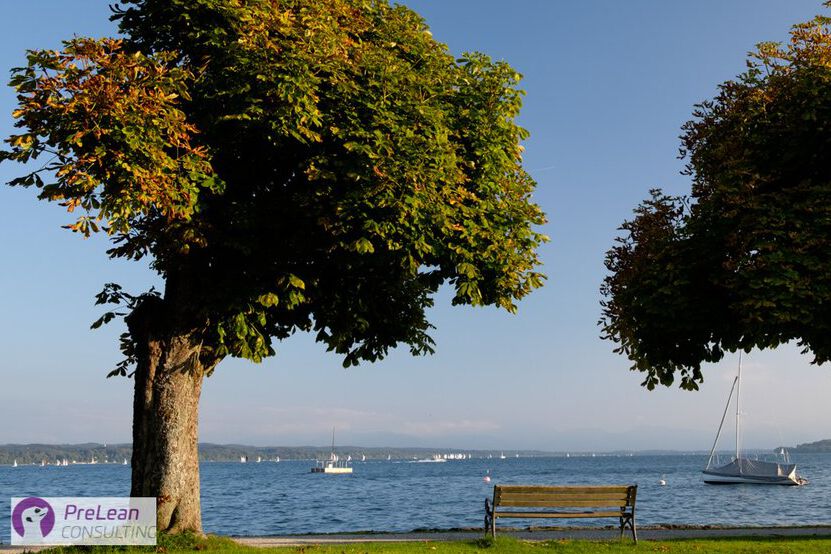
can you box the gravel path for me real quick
[234,526,831,547]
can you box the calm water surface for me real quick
[1,454,829,541]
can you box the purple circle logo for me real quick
[12,497,55,539]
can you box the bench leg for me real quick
[619,514,637,544]
[484,498,495,538]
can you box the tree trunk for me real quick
[127,296,215,534]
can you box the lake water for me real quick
[1,453,829,542]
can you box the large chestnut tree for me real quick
[2,0,546,533]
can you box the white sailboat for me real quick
[311,428,352,474]
[12,460,17,467]
[702,354,806,486]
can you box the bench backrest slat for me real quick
[493,485,636,509]
[496,485,630,494]
[495,499,628,508]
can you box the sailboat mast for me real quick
[331,427,335,456]
[706,374,738,469]
[735,353,742,460]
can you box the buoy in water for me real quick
[658,474,667,486]
[483,475,491,483]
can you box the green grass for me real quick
[37,534,831,554]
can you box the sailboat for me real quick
[702,354,807,486]
[311,428,352,474]
[12,460,17,467]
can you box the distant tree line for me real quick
[790,439,831,453]
[0,444,556,465]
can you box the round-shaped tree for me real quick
[602,10,831,390]
[2,0,546,532]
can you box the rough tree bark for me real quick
[126,295,218,534]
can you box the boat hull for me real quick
[311,467,353,474]
[702,470,804,485]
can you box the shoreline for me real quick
[234,525,831,546]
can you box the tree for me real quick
[1,0,546,534]
[601,8,831,391]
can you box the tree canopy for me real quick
[3,0,547,371]
[601,9,831,390]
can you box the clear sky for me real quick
[1,1,828,452]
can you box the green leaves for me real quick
[602,8,831,389]
[8,0,547,374]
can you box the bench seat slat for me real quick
[495,511,626,518]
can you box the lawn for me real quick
[36,533,831,554]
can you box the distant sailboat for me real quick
[703,354,806,486]
[256,456,262,463]
[361,454,366,462]
[499,452,506,460]
[123,458,128,465]
[311,428,352,474]
[275,456,280,463]
[240,455,248,463]
[13,460,17,467]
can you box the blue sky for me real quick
[1,1,829,451]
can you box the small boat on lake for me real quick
[311,428,352,474]
[702,354,806,486]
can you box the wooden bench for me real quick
[484,485,638,542]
